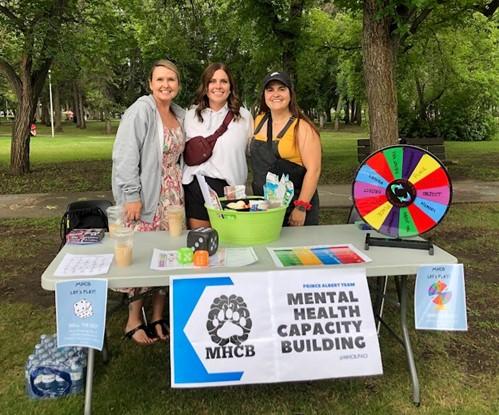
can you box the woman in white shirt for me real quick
[182,63,253,229]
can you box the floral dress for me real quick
[116,126,185,297]
[132,126,185,232]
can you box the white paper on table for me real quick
[150,247,258,271]
[223,247,258,266]
[54,254,114,276]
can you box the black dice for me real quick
[186,227,219,256]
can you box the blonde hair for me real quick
[148,59,181,86]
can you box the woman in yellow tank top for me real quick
[250,72,322,226]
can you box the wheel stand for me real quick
[364,233,434,255]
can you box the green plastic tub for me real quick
[206,201,286,245]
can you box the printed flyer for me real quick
[414,264,467,331]
[56,279,108,350]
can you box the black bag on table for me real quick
[59,200,112,250]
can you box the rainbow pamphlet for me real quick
[267,244,371,268]
[414,264,467,331]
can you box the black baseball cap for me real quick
[263,71,293,89]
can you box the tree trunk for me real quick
[54,86,62,132]
[334,94,343,131]
[72,82,80,127]
[78,86,86,129]
[72,81,86,128]
[11,86,35,175]
[319,113,325,129]
[355,101,362,125]
[105,118,112,134]
[40,95,50,126]
[415,77,428,121]
[343,101,349,124]
[362,0,399,151]
[282,0,304,75]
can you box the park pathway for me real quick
[0,180,498,219]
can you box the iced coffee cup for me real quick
[113,227,134,267]
[167,205,185,237]
[106,205,124,238]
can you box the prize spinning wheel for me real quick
[352,145,452,242]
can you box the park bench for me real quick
[357,137,446,164]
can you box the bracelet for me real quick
[293,200,312,211]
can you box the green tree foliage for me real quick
[398,10,499,140]
[1,0,498,176]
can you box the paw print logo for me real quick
[206,294,252,346]
[73,299,93,319]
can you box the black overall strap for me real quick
[266,113,273,150]
[253,112,270,135]
[276,116,296,138]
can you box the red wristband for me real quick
[293,200,312,211]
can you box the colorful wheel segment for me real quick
[352,145,452,238]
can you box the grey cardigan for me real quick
[112,95,185,222]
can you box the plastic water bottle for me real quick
[70,363,83,394]
[34,344,44,356]
[45,371,57,396]
[24,360,32,395]
[55,372,71,395]
[32,371,44,397]
[39,352,49,362]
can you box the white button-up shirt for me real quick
[182,104,253,186]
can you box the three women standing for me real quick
[111,64,319,345]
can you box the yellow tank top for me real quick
[253,113,303,165]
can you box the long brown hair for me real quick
[258,78,320,137]
[194,63,241,122]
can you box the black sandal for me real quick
[149,319,170,340]
[123,324,156,344]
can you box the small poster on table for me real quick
[55,279,108,350]
[267,245,371,268]
[415,264,467,331]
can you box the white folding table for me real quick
[41,224,457,414]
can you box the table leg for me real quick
[84,347,95,415]
[399,276,420,406]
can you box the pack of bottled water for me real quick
[25,333,87,399]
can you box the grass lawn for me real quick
[0,121,115,194]
[0,204,498,414]
[1,121,499,194]
[0,121,498,413]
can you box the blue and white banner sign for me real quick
[170,268,382,387]
[415,264,467,331]
[55,279,108,350]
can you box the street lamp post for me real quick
[48,69,55,137]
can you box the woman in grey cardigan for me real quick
[112,59,185,345]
